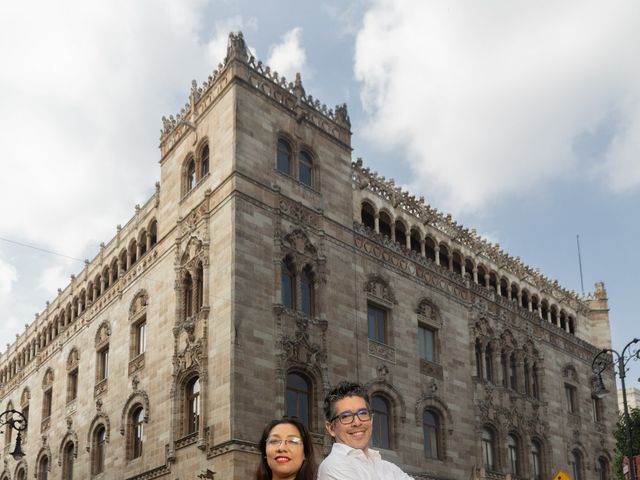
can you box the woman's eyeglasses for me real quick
[266,436,303,447]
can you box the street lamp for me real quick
[0,409,28,461]
[592,337,640,480]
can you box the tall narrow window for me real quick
[571,450,583,480]
[476,341,484,379]
[183,272,193,319]
[299,150,313,187]
[423,409,439,459]
[368,304,387,343]
[62,441,74,480]
[42,388,53,419]
[531,440,542,480]
[565,384,577,414]
[38,456,49,480]
[484,344,494,382]
[508,434,520,475]
[371,395,390,449]
[286,372,311,427]
[419,325,436,363]
[277,139,292,175]
[300,267,314,316]
[186,159,196,192]
[509,353,517,390]
[67,369,78,403]
[481,427,495,471]
[131,406,144,459]
[134,320,146,357]
[281,259,295,309]
[532,363,540,399]
[186,377,200,435]
[16,468,26,480]
[524,359,531,395]
[97,347,109,381]
[592,395,603,422]
[501,351,508,387]
[598,457,609,480]
[200,144,209,177]
[93,426,106,475]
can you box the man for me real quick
[318,380,414,479]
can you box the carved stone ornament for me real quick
[283,228,318,258]
[282,325,325,366]
[365,275,397,304]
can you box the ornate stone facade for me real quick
[0,32,616,480]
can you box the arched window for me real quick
[15,468,26,480]
[425,237,436,261]
[371,395,390,449]
[200,144,209,177]
[532,362,540,399]
[300,266,314,317]
[299,150,313,187]
[571,449,583,480]
[131,406,144,459]
[62,440,74,480]
[92,426,106,475]
[438,244,450,269]
[481,427,495,471]
[361,202,375,230]
[378,212,392,238]
[277,139,292,175]
[524,359,531,395]
[149,220,158,247]
[186,377,200,435]
[394,221,407,246]
[509,353,517,390]
[410,229,421,253]
[423,409,439,459]
[186,158,196,192]
[285,372,311,427]
[531,439,542,480]
[38,456,49,480]
[452,252,462,275]
[507,434,520,475]
[598,457,609,480]
[484,344,494,382]
[183,272,193,319]
[281,259,295,309]
[475,340,483,379]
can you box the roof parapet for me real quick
[159,31,351,144]
[352,158,587,311]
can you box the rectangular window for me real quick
[67,369,78,402]
[418,325,436,363]
[42,389,52,419]
[98,347,109,381]
[367,304,386,343]
[135,321,146,356]
[565,384,577,414]
[592,396,603,422]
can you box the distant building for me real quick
[0,32,617,480]
[619,387,640,412]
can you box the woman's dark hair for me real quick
[255,418,317,480]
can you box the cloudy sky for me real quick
[1,0,639,389]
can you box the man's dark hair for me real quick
[323,380,370,421]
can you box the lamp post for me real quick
[592,337,640,480]
[0,409,27,461]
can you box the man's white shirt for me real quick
[318,443,414,480]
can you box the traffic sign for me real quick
[554,470,572,480]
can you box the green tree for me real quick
[613,407,640,480]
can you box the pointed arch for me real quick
[86,412,111,451]
[57,429,79,466]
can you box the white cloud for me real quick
[38,264,72,298]
[267,27,308,82]
[0,257,17,296]
[354,0,640,213]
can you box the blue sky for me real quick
[1,0,639,389]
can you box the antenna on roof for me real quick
[576,234,585,296]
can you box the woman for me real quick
[255,418,317,480]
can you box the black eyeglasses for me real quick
[330,408,372,425]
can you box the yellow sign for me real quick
[554,470,572,480]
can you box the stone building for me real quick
[0,32,617,480]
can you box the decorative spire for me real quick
[225,31,248,64]
[294,72,306,102]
